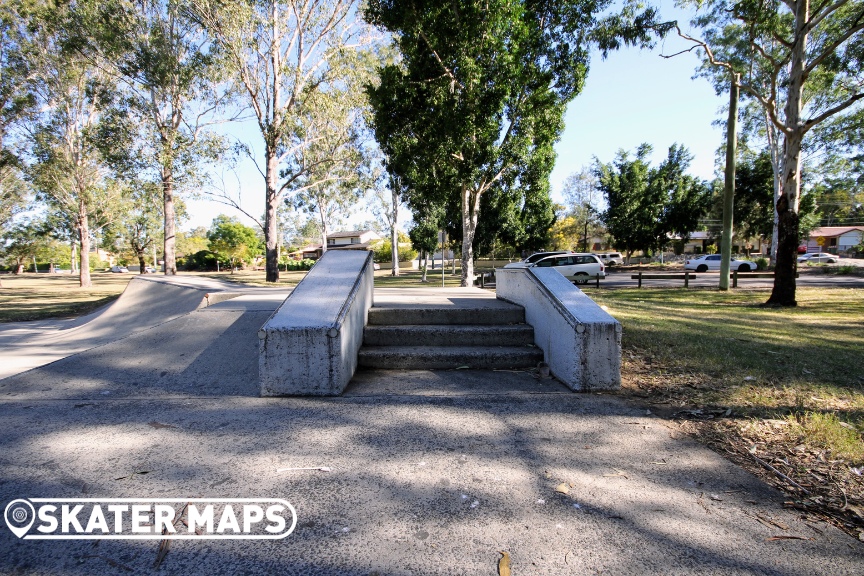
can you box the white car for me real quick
[503,251,574,268]
[110,265,130,273]
[797,252,838,264]
[529,253,605,284]
[684,254,758,272]
[595,252,623,266]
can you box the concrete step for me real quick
[357,345,544,370]
[367,307,524,326]
[363,324,535,347]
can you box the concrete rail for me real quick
[497,267,622,391]
[259,250,374,396]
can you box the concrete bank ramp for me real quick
[0,276,241,381]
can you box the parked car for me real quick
[529,253,605,284]
[797,252,838,264]
[110,265,130,273]
[684,254,758,272]
[373,263,381,270]
[594,252,623,266]
[503,251,573,268]
[144,266,157,273]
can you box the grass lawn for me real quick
[0,272,133,322]
[582,286,864,535]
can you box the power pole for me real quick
[719,74,739,290]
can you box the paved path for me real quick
[1,284,862,574]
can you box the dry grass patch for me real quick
[582,286,864,537]
[193,269,309,287]
[0,272,133,322]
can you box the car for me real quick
[684,254,758,272]
[503,251,573,268]
[797,252,838,264]
[594,252,623,266]
[373,263,381,270]
[110,265,130,273]
[529,253,605,284]
[144,266,157,273]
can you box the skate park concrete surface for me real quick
[1,279,863,574]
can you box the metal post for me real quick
[685,271,689,288]
[638,272,642,288]
[733,270,738,288]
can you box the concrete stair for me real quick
[358,305,543,370]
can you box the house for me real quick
[806,226,863,253]
[326,230,381,250]
[287,230,382,260]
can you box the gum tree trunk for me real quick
[162,167,177,275]
[78,205,92,288]
[767,0,808,307]
[460,184,481,287]
[264,151,280,282]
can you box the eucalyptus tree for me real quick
[596,144,711,261]
[77,0,233,276]
[0,0,34,230]
[187,0,377,282]
[24,4,122,288]
[366,0,658,286]
[669,0,864,306]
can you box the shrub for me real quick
[184,250,220,271]
[285,258,315,271]
[755,257,769,271]
[373,241,417,263]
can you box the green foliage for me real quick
[366,0,659,283]
[284,259,315,271]
[597,144,711,256]
[207,215,262,270]
[372,241,417,263]
[183,250,219,271]
[755,257,769,271]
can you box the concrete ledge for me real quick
[496,267,621,391]
[259,250,374,396]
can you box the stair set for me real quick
[358,303,544,370]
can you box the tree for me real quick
[0,0,34,231]
[371,174,405,276]
[188,0,376,282]
[670,0,864,305]
[408,208,442,283]
[1,221,41,273]
[367,0,591,285]
[102,181,164,273]
[207,215,262,272]
[24,4,122,288]
[77,0,232,276]
[596,144,711,261]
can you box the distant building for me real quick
[287,230,382,260]
[806,226,863,253]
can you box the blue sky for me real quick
[184,3,727,232]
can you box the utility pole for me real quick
[719,73,739,290]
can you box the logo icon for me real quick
[4,499,35,538]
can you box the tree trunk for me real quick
[162,167,177,275]
[71,240,78,273]
[460,185,481,287]
[264,151,280,282]
[78,208,92,288]
[719,76,739,291]
[390,187,399,277]
[137,249,148,274]
[767,0,807,307]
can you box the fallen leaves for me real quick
[497,551,511,576]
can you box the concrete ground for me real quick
[1,280,863,575]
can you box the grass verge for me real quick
[581,286,864,537]
[0,273,132,322]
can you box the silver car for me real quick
[797,252,838,264]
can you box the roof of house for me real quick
[328,230,380,239]
[809,226,864,238]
